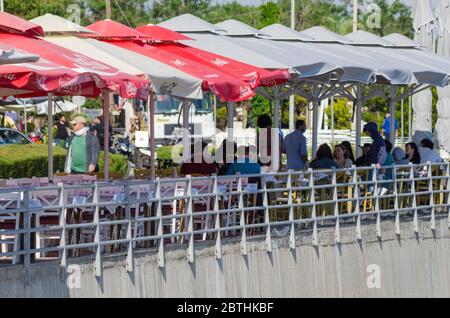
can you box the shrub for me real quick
[0,144,66,178]
[0,144,128,179]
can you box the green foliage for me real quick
[0,144,127,179]
[216,104,228,130]
[325,99,352,129]
[5,0,74,20]
[248,94,271,128]
[0,144,66,178]
[258,2,280,28]
[82,98,103,110]
[98,152,128,177]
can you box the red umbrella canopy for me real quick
[85,19,148,40]
[136,25,193,41]
[0,14,149,99]
[0,41,101,97]
[0,11,44,37]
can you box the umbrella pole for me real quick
[48,93,54,180]
[148,93,155,179]
[273,86,280,171]
[312,85,320,157]
[182,100,190,162]
[389,87,398,147]
[355,84,363,159]
[227,102,234,142]
[103,92,110,181]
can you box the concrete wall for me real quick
[2,216,450,298]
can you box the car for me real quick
[0,128,32,146]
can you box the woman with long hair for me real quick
[405,142,421,164]
[340,141,355,163]
[310,144,339,169]
[334,144,353,168]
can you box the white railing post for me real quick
[124,182,133,272]
[186,176,195,263]
[287,171,296,250]
[238,176,247,255]
[263,176,272,253]
[156,178,165,268]
[213,176,222,259]
[428,162,436,231]
[410,164,419,234]
[393,166,400,236]
[353,168,362,241]
[58,183,68,269]
[309,170,318,246]
[332,171,340,244]
[93,183,102,277]
[372,166,381,239]
[23,189,31,272]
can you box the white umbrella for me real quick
[435,0,450,152]
[411,0,437,134]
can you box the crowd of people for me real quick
[178,115,445,179]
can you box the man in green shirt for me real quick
[65,116,100,174]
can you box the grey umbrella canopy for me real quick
[410,0,438,134]
[0,48,39,65]
[435,0,450,152]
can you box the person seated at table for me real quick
[340,141,356,164]
[380,139,394,181]
[392,147,410,165]
[355,144,372,167]
[334,143,354,168]
[215,139,237,175]
[227,145,261,176]
[419,138,443,164]
[180,141,218,176]
[310,144,339,169]
[404,142,421,164]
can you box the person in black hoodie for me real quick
[363,122,387,168]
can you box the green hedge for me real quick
[0,144,127,179]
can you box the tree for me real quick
[325,99,352,129]
[258,2,280,28]
[80,0,150,26]
[5,0,75,20]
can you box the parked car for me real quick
[0,128,33,146]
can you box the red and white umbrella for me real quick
[86,20,289,102]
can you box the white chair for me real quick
[0,191,21,264]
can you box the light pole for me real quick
[289,0,295,131]
[106,0,111,19]
[353,0,358,32]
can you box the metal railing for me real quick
[1,162,449,274]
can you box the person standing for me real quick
[91,115,112,151]
[382,111,399,142]
[65,116,100,174]
[55,115,69,148]
[282,119,308,170]
[363,122,387,167]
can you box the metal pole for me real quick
[353,0,358,32]
[24,107,27,135]
[0,0,4,12]
[148,94,155,179]
[182,100,190,161]
[312,96,319,157]
[401,89,404,146]
[291,0,295,30]
[331,96,335,146]
[355,84,362,158]
[273,86,281,171]
[389,87,397,147]
[48,93,54,180]
[408,95,412,140]
[105,0,112,19]
[289,95,295,131]
[227,102,234,142]
[102,92,111,181]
